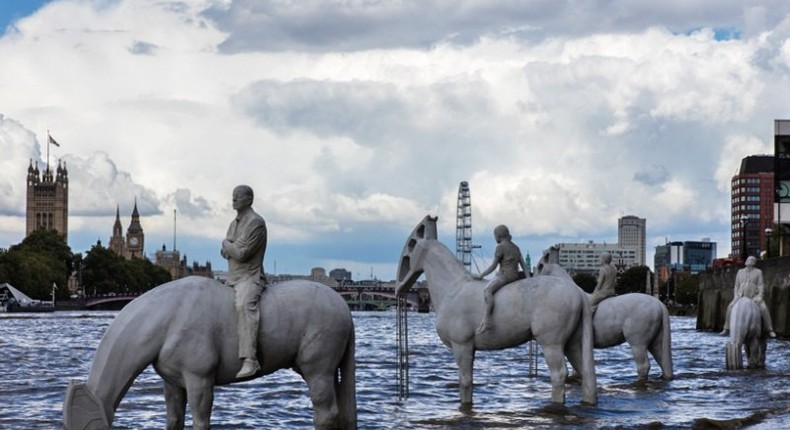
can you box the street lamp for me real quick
[740,214,748,261]
[765,227,773,259]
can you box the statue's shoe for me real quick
[236,359,261,378]
[769,331,777,338]
[719,330,729,336]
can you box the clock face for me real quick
[130,237,139,246]
[779,181,790,202]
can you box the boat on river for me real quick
[0,283,55,313]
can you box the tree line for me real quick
[0,229,171,300]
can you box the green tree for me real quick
[572,272,597,293]
[675,275,699,306]
[615,266,650,295]
[81,242,171,295]
[0,230,73,300]
[82,243,126,295]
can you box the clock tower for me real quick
[125,199,144,259]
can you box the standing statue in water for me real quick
[221,185,268,378]
[473,224,528,334]
[721,256,776,338]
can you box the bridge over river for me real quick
[68,282,431,313]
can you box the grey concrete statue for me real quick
[536,248,673,381]
[221,185,268,378]
[62,276,357,430]
[588,252,617,312]
[396,216,597,407]
[472,224,528,334]
[720,256,776,338]
[725,296,767,369]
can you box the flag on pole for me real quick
[48,133,60,147]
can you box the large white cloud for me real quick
[2,0,790,278]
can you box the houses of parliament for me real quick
[25,159,212,281]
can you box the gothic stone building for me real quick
[26,160,69,241]
[109,201,145,260]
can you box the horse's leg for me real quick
[304,372,341,430]
[563,332,584,383]
[164,380,187,430]
[541,344,567,404]
[451,342,475,407]
[630,344,651,380]
[184,374,214,430]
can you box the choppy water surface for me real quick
[1,311,790,429]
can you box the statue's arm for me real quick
[476,246,502,279]
[755,272,766,300]
[223,222,267,261]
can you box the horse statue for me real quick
[725,297,766,370]
[535,248,673,381]
[63,276,357,430]
[395,215,597,406]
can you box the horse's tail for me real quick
[337,322,357,429]
[659,304,674,379]
[579,290,597,405]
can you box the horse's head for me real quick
[396,215,438,295]
[535,246,560,275]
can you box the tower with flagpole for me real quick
[25,132,69,240]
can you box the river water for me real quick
[1,311,789,429]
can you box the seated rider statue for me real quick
[473,225,528,335]
[221,185,268,378]
[720,256,776,338]
[589,252,616,312]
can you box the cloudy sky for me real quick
[1,0,789,281]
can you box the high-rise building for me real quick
[731,155,774,259]
[26,160,69,241]
[618,215,646,266]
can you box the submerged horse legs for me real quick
[541,344,568,404]
[164,381,187,430]
[629,344,651,380]
[451,342,475,407]
[305,373,342,430]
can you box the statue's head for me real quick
[745,256,757,267]
[600,252,612,264]
[232,185,254,211]
[493,225,511,242]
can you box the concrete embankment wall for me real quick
[697,256,790,336]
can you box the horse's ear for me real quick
[425,216,438,240]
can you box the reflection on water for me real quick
[1,311,789,429]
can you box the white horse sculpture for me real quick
[63,276,356,430]
[725,297,766,370]
[535,249,673,381]
[396,216,597,406]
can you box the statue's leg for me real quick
[541,344,567,404]
[451,342,475,407]
[304,372,341,430]
[630,344,650,380]
[184,374,214,430]
[164,380,187,430]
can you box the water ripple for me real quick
[1,311,790,429]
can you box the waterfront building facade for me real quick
[731,155,774,259]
